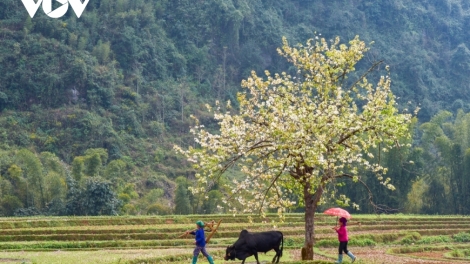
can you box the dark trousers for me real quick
[193,246,210,257]
[338,241,349,254]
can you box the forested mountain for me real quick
[0,0,469,216]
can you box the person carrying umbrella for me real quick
[332,217,357,263]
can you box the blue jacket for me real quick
[190,228,206,247]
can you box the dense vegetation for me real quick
[0,0,470,216]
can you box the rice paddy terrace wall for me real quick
[0,214,468,263]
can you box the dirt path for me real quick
[350,247,459,264]
[289,246,470,264]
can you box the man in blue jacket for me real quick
[186,220,215,264]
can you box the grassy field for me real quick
[0,214,468,263]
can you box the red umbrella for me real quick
[323,207,351,219]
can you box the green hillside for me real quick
[1,0,470,216]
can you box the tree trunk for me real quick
[302,182,315,260]
[302,181,325,260]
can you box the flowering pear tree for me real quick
[175,35,413,260]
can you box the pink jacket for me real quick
[336,225,349,242]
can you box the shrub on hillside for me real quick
[350,238,376,247]
[121,204,137,215]
[315,239,337,247]
[417,235,451,244]
[65,176,121,216]
[453,232,470,242]
[14,206,40,216]
[399,232,422,245]
[449,249,470,258]
[0,195,24,216]
[44,198,67,216]
[147,203,172,215]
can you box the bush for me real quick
[417,235,451,244]
[399,232,422,245]
[317,237,376,248]
[121,204,137,215]
[449,250,465,258]
[315,239,338,247]
[14,206,41,216]
[0,195,24,216]
[350,238,376,247]
[147,203,172,215]
[448,249,470,258]
[65,176,122,216]
[44,198,67,216]
[284,238,296,247]
[453,232,470,242]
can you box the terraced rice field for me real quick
[0,214,468,263]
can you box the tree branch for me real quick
[337,126,375,146]
[336,173,399,214]
[347,60,383,92]
[258,162,288,214]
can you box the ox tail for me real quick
[280,232,283,257]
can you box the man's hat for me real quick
[196,220,204,227]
